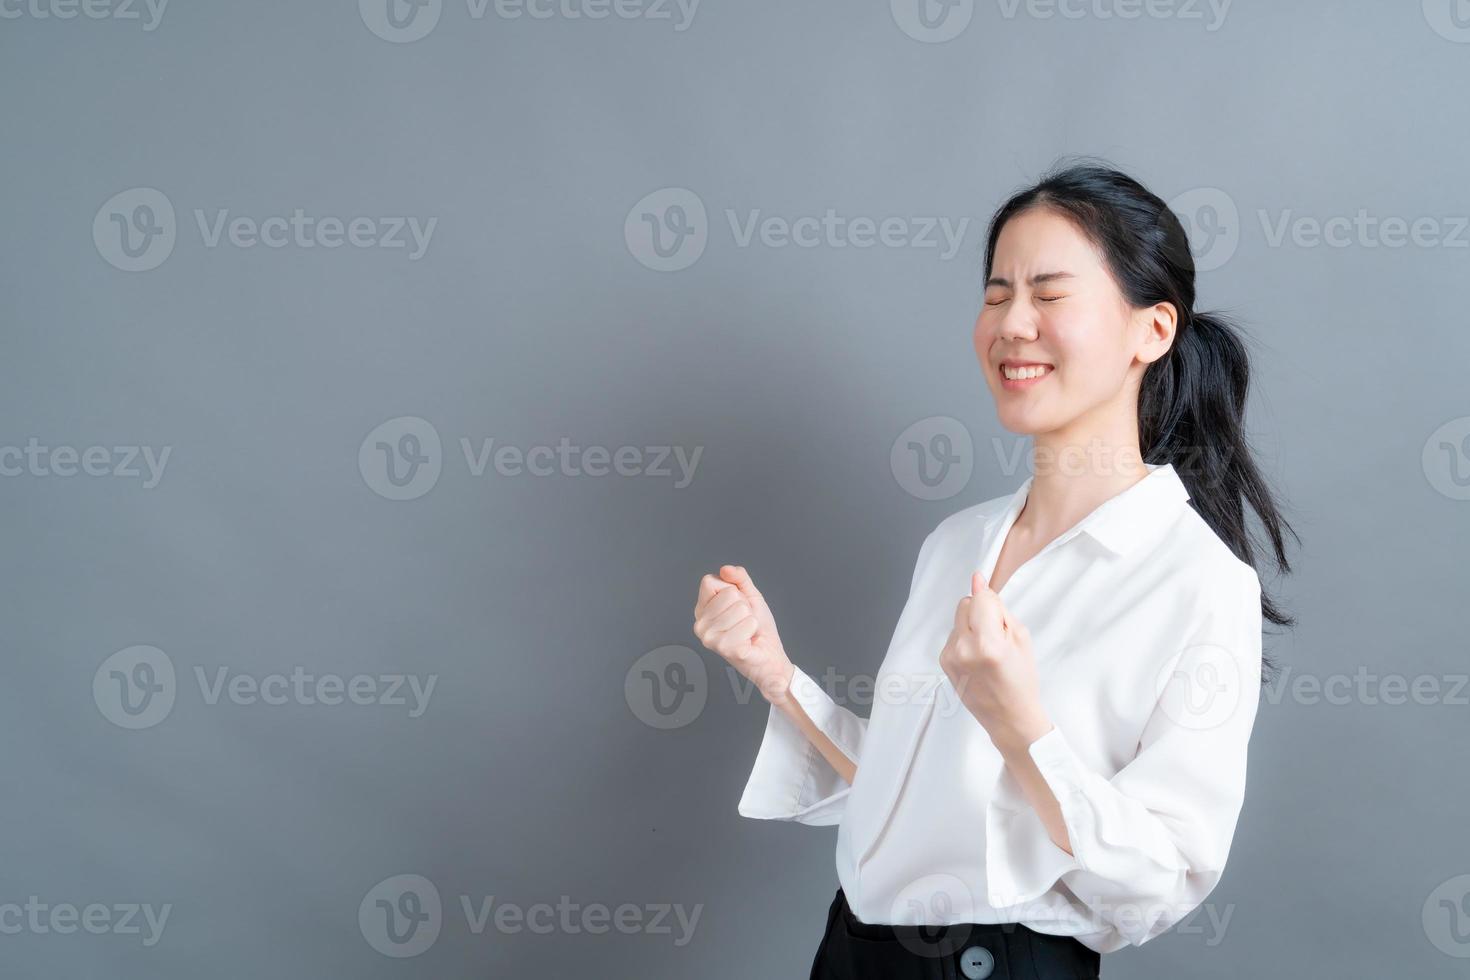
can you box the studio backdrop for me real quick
[3,1,1468,977]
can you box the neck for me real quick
[1021,420,1150,538]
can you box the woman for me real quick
[692,162,1296,979]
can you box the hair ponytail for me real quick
[983,159,1298,674]
[1141,309,1296,635]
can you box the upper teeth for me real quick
[1003,364,1052,380]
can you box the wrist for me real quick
[993,710,1054,757]
[762,660,798,708]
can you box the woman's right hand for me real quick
[693,565,796,706]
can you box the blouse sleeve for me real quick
[736,524,943,827]
[983,561,1264,947]
[735,664,867,826]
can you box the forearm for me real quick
[995,720,1073,856]
[770,664,858,786]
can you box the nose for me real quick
[996,308,1038,343]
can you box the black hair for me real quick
[982,158,1297,678]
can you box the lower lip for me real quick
[999,366,1054,390]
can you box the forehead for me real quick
[991,207,1105,273]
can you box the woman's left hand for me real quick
[940,571,1054,753]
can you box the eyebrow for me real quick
[984,271,1077,289]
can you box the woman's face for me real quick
[974,207,1172,438]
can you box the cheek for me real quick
[972,311,996,354]
[1048,305,1110,357]
[1045,315,1129,391]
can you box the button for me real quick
[959,944,995,979]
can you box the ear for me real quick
[1135,300,1179,367]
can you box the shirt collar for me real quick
[982,461,1191,558]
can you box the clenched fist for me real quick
[693,565,795,706]
[939,571,1052,752]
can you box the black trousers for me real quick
[809,887,1102,980]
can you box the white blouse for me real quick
[737,462,1263,954]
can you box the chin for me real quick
[994,406,1052,437]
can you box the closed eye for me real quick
[985,294,1065,306]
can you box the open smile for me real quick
[998,360,1054,390]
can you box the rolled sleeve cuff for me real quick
[1027,726,1090,809]
[1031,724,1197,877]
[736,665,856,826]
[983,726,1087,910]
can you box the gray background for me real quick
[3,0,1469,976]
